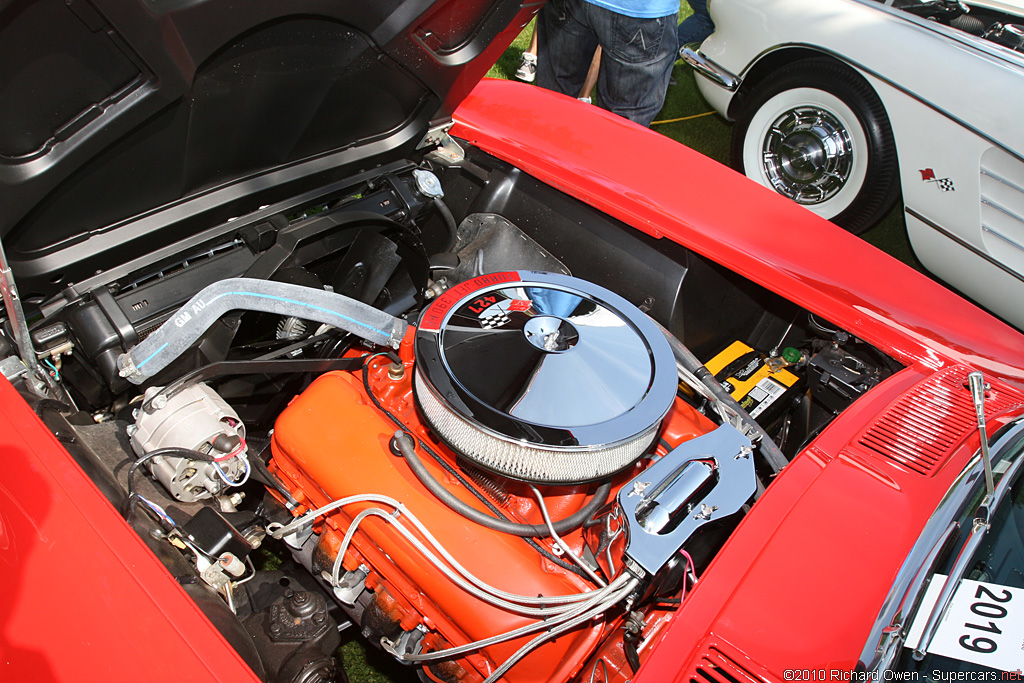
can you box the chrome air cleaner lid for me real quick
[414,271,676,484]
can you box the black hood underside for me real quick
[0,0,530,300]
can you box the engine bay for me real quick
[1,142,902,683]
[890,0,1024,52]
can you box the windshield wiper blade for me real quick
[911,515,990,660]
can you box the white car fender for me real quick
[700,0,1024,157]
[697,0,1024,328]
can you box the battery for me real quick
[704,341,801,425]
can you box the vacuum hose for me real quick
[393,431,611,537]
[117,278,406,384]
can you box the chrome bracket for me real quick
[331,565,369,606]
[0,236,44,394]
[620,425,756,577]
[419,123,465,165]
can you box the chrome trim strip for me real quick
[867,520,960,675]
[682,47,740,91]
[982,224,1024,254]
[906,207,1024,285]
[981,195,1024,228]
[981,167,1024,197]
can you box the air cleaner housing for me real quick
[414,271,676,484]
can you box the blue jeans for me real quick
[677,0,714,46]
[537,0,678,127]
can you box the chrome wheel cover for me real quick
[761,106,854,205]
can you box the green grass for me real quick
[338,635,411,682]
[487,18,536,79]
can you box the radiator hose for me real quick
[117,278,406,385]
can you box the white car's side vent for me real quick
[980,148,1024,271]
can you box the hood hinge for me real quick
[418,122,465,165]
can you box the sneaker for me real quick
[578,96,592,105]
[516,52,537,82]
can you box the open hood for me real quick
[0,0,529,300]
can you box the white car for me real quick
[685,0,1024,330]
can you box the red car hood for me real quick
[450,79,1024,677]
[451,80,1024,387]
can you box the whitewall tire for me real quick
[731,58,900,234]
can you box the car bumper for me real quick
[681,47,741,91]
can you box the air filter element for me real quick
[414,271,676,484]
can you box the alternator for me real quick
[128,383,248,504]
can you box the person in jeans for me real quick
[677,0,714,52]
[536,0,678,128]
[518,25,602,104]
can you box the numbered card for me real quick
[907,574,1024,671]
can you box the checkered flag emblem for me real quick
[921,169,955,192]
[479,311,511,329]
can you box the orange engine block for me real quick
[268,341,714,683]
